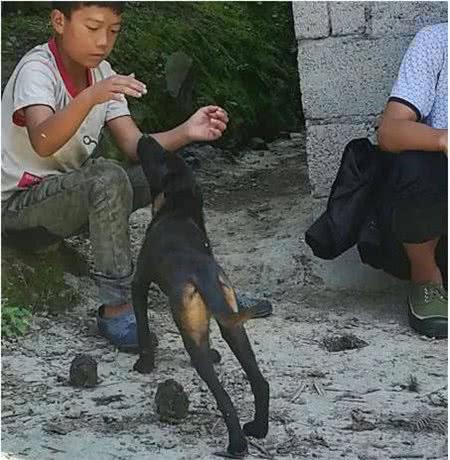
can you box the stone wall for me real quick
[292,1,448,198]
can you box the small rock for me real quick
[348,409,376,431]
[66,408,82,419]
[322,334,368,352]
[155,379,189,423]
[185,155,201,169]
[102,353,116,363]
[69,354,98,387]
[43,422,68,435]
[249,137,268,150]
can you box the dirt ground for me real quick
[2,135,447,460]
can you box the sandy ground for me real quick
[2,135,447,460]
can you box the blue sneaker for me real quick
[235,292,273,318]
[96,305,138,351]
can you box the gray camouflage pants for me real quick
[1,157,151,306]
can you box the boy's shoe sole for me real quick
[236,293,273,318]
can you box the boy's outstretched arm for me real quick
[108,106,229,161]
[24,75,145,157]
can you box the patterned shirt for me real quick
[389,23,448,129]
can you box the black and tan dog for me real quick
[132,135,269,458]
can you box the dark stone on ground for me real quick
[69,354,98,387]
[322,334,368,352]
[155,379,189,423]
[249,137,268,150]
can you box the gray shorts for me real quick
[2,157,151,306]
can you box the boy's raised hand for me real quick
[85,74,147,105]
[185,106,229,142]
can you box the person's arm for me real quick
[377,101,448,154]
[23,75,146,158]
[108,105,229,161]
[378,26,448,155]
[106,116,191,162]
[24,92,94,157]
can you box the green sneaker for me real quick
[407,282,448,338]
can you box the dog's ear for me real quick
[137,135,169,196]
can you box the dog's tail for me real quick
[194,270,259,328]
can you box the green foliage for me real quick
[2,246,80,337]
[1,300,32,337]
[2,2,302,153]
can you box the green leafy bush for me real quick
[2,300,32,337]
[2,245,80,338]
[2,1,302,152]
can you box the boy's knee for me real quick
[87,160,133,210]
[102,161,132,191]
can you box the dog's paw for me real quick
[133,357,155,374]
[243,420,268,439]
[214,437,248,458]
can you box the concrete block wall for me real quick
[292,1,448,198]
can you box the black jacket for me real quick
[305,138,380,260]
[305,139,448,281]
[305,138,419,280]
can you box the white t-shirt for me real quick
[1,38,130,201]
[389,23,448,129]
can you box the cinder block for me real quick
[369,2,448,38]
[330,2,366,36]
[297,35,413,119]
[292,1,329,39]
[306,123,371,198]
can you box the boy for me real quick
[377,23,448,337]
[1,2,271,350]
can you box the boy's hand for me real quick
[85,74,147,105]
[184,106,229,142]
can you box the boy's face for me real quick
[51,6,122,68]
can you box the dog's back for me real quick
[138,184,259,327]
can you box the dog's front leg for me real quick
[132,279,156,374]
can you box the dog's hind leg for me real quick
[174,286,248,458]
[132,276,157,374]
[219,324,269,439]
[183,334,248,458]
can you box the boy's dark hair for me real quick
[52,2,126,17]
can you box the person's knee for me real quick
[392,152,446,185]
[86,160,133,212]
[390,152,447,201]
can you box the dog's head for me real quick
[137,135,169,199]
[137,135,202,215]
